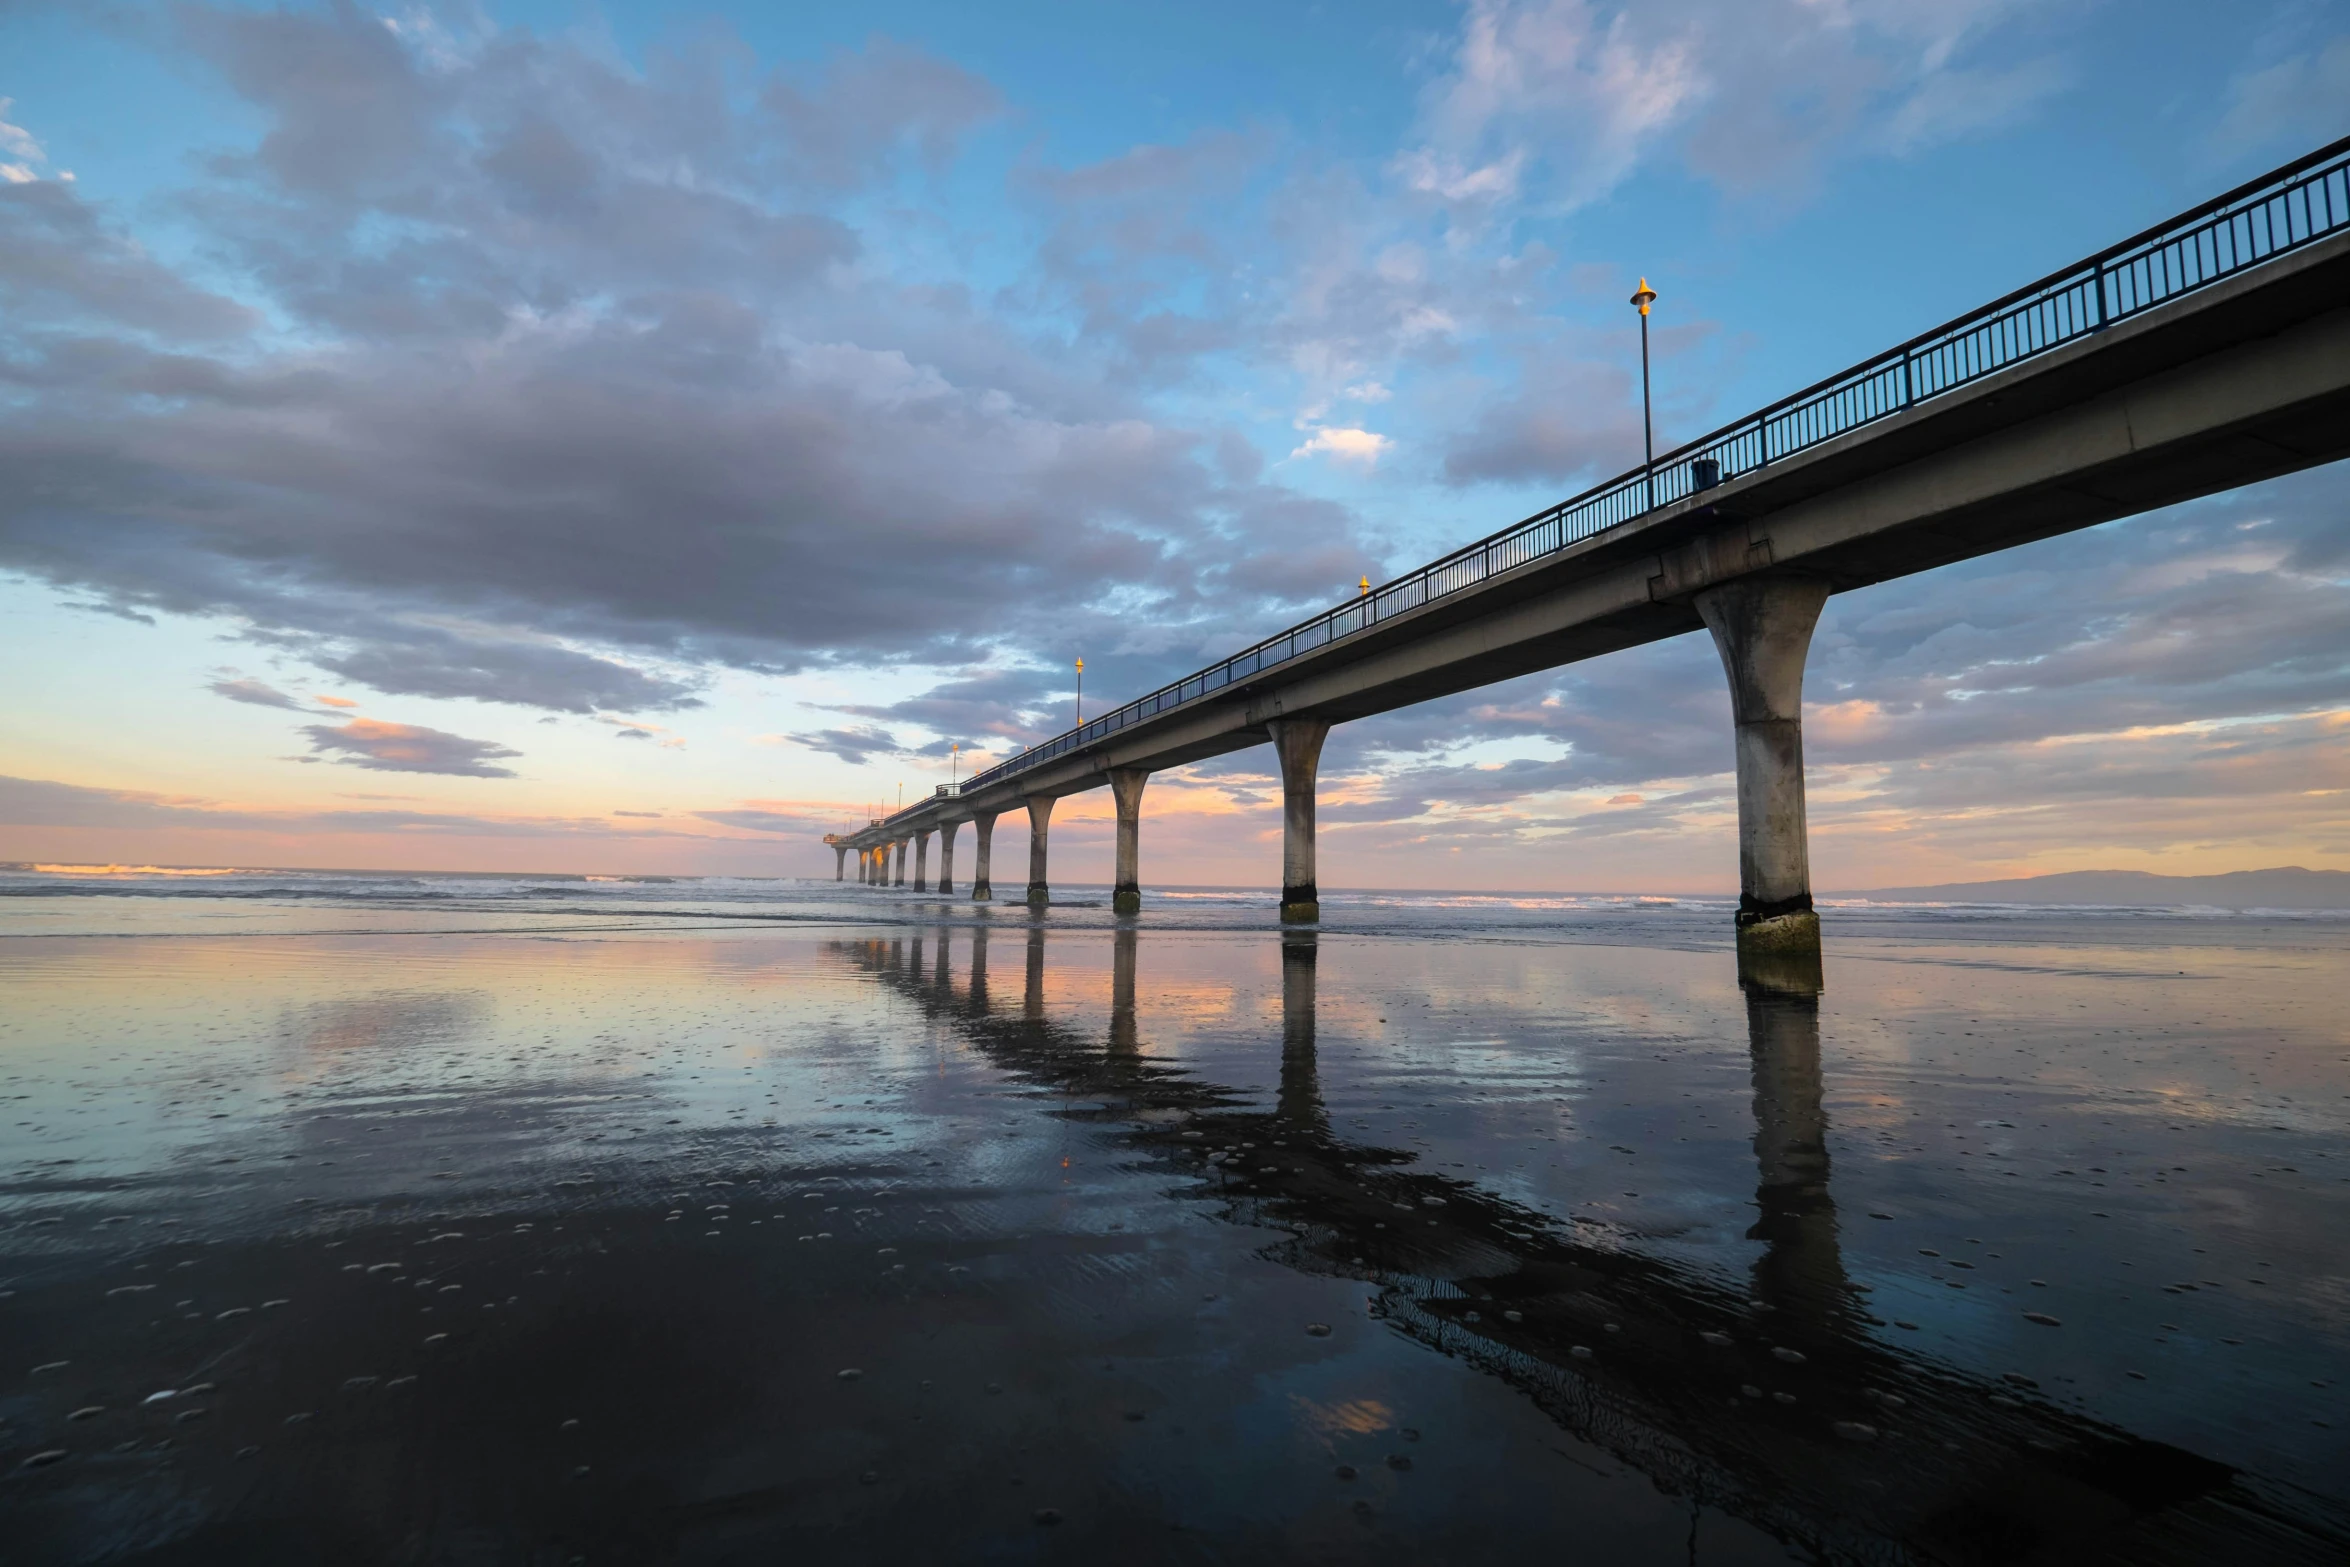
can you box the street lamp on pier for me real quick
[1631,276,1657,510]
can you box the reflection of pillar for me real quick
[937,819,959,898]
[931,928,950,996]
[1277,934,1327,1134]
[1024,796,1055,907]
[1109,769,1148,917]
[972,813,997,902]
[1024,921,1046,1023]
[1695,575,1830,986]
[1269,717,1331,923]
[1744,980,1851,1322]
[1110,925,1138,1055]
[914,830,931,893]
[834,844,847,881]
[969,922,990,1012]
[893,838,908,888]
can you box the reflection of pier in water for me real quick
[833,926,2345,1566]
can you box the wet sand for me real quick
[2,886,2346,1563]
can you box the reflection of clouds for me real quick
[282,990,490,1056]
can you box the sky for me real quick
[1,0,2346,891]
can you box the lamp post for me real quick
[1074,656,1084,727]
[1630,276,1657,510]
[951,742,959,786]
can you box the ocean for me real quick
[2,865,2345,1563]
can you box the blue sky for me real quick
[1,0,2346,887]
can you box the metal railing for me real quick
[894,136,2350,824]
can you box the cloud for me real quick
[300,717,523,778]
[2213,32,2350,158]
[1289,427,1391,467]
[313,694,358,709]
[0,773,666,838]
[780,725,913,765]
[208,676,303,709]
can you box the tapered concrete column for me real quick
[833,844,847,881]
[892,838,908,888]
[1695,575,1830,987]
[913,829,931,893]
[1268,717,1332,923]
[971,812,997,902]
[1024,795,1055,907]
[857,847,870,884]
[1108,769,1148,916]
[936,819,959,897]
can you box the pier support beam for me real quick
[1695,574,1830,990]
[937,819,959,898]
[1269,717,1332,923]
[971,813,997,902]
[1109,769,1148,916]
[857,847,871,884]
[914,829,932,893]
[834,844,847,881]
[893,838,908,888]
[1024,795,1055,907]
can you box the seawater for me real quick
[2,867,2346,1563]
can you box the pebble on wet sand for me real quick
[22,1450,67,1468]
[837,1368,863,1381]
[2023,1312,2062,1326]
[1305,1323,1332,1337]
[1033,1508,1062,1525]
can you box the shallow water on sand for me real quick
[2,874,2347,1564]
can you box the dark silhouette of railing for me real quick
[903,137,2350,822]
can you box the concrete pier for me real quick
[1024,796,1055,907]
[1268,717,1332,923]
[834,844,847,881]
[1695,574,1830,989]
[936,819,958,898]
[971,812,997,902]
[1108,769,1148,916]
[913,829,931,893]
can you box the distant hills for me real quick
[1840,866,2350,909]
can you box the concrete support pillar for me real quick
[1024,795,1055,907]
[971,813,997,902]
[1268,717,1332,923]
[936,819,959,898]
[833,844,847,881]
[1108,769,1148,917]
[857,847,870,884]
[1695,574,1831,988]
[892,838,908,888]
[913,829,931,893]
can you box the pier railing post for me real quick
[1109,769,1149,916]
[971,812,998,902]
[1024,795,1055,907]
[937,819,959,898]
[1268,717,1333,924]
[1694,574,1831,990]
